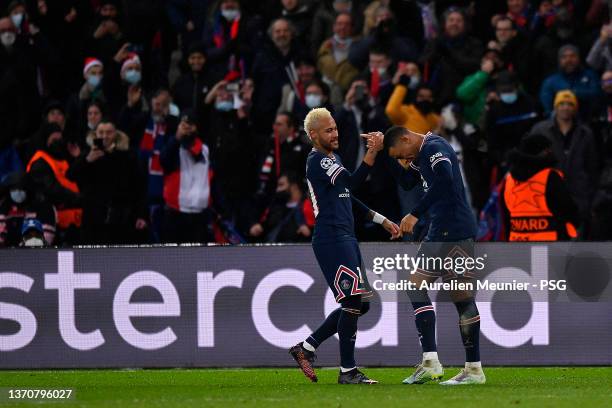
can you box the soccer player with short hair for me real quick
[365,126,485,385]
[289,108,401,384]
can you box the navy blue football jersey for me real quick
[410,133,477,241]
[306,149,366,243]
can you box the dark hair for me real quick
[369,45,391,58]
[416,84,434,94]
[495,15,517,30]
[304,79,330,97]
[383,126,408,151]
[150,87,170,101]
[95,117,116,130]
[87,100,106,114]
[277,111,297,129]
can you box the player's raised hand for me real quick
[382,218,402,240]
[361,132,384,152]
[400,214,419,234]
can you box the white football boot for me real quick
[440,364,486,385]
[402,359,444,384]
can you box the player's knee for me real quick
[455,300,479,320]
[341,296,362,315]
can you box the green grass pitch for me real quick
[1,367,611,407]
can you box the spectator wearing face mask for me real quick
[204,0,262,82]
[421,7,484,106]
[317,12,359,104]
[203,78,257,231]
[277,56,317,115]
[27,100,69,161]
[386,65,441,134]
[456,48,506,126]
[248,171,314,243]
[26,123,82,244]
[160,110,216,243]
[19,218,47,247]
[293,79,333,125]
[68,119,147,245]
[66,58,107,142]
[484,71,539,170]
[540,44,601,120]
[0,172,55,247]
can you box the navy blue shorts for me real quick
[312,239,373,302]
[415,239,477,281]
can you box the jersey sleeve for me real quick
[423,143,453,172]
[308,152,371,189]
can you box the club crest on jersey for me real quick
[320,157,334,169]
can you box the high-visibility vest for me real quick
[27,151,82,228]
[504,168,577,241]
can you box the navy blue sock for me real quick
[337,296,363,369]
[455,300,481,362]
[412,301,437,353]
[338,309,359,369]
[307,302,370,349]
[307,308,342,348]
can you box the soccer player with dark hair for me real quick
[365,126,485,385]
[289,108,400,384]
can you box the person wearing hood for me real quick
[26,123,82,244]
[540,44,600,119]
[67,119,147,245]
[280,0,313,51]
[172,42,214,116]
[0,171,55,247]
[501,133,579,241]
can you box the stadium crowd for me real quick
[1,0,612,246]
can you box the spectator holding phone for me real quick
[386,62,440,134]
[68,119,147,244]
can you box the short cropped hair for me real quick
[383,126,409,151]
[304,107,332,135]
